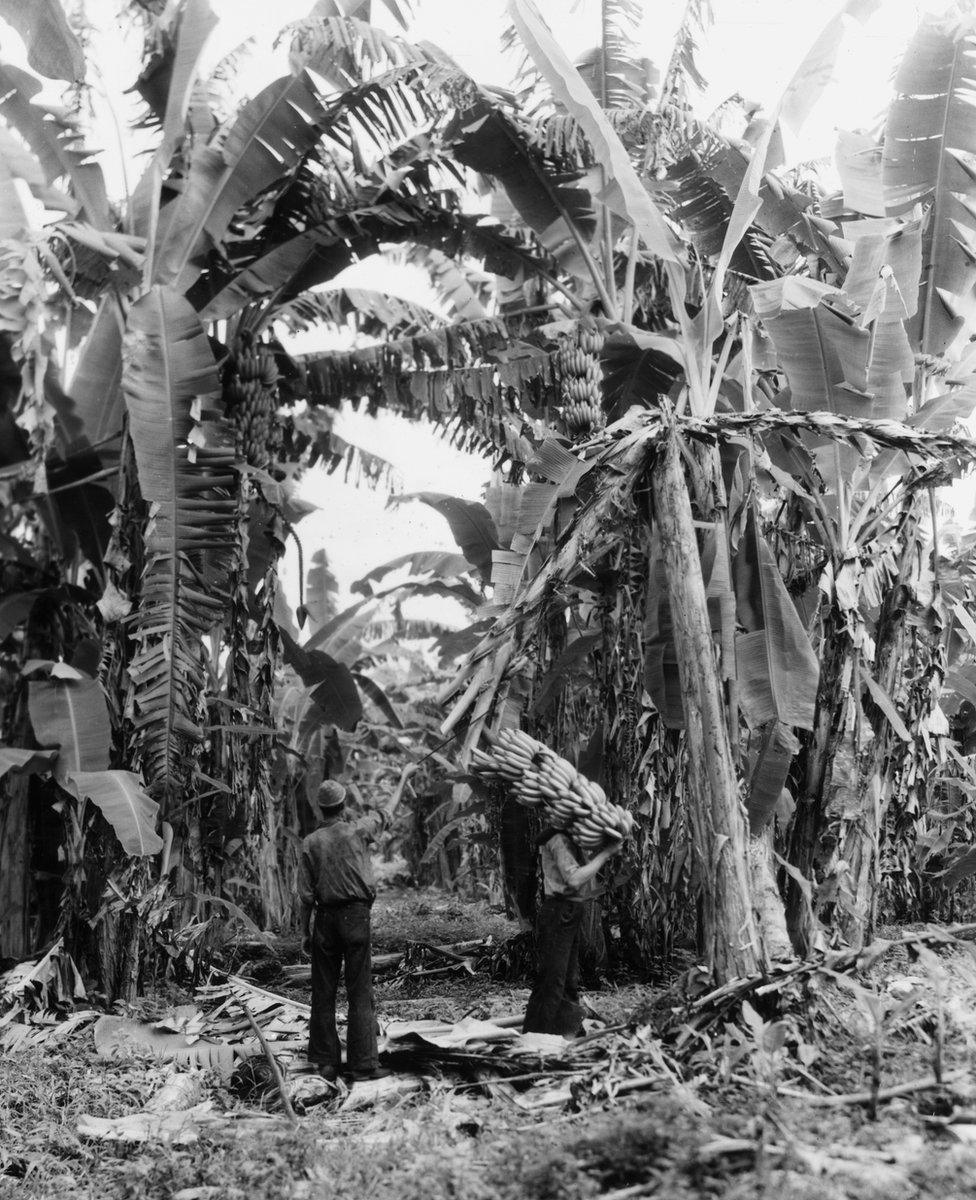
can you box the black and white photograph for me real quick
[2,0,976,1196]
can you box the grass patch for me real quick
[369,889,518,953]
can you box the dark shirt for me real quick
[299,817,376,906]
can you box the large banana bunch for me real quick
[471,729,634,852]
[557,326,605,438]
[223,334,280,470]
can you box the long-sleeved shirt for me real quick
[539,833,597,900]
[299,818,376,907]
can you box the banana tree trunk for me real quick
[650,429,765,981]
[834,594,910,947]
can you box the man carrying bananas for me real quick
[523,826,623,1037]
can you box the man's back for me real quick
[301,819,375,906]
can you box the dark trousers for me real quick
[308,901,378,1074]
[523,895,585,1036]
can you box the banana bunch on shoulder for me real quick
[470,728,635,851]
[557,326,605,438]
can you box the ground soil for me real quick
[3,891,976,1200]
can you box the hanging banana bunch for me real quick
[223,332,281,470]
[557,324,605,439]
[471,729,634,852]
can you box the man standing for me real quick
[299,780,381,1082]
[523,829,622,1037]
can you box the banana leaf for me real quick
[733,508,819,731]
[63,296,125,454]
[129,0,220,239]
[0,0,85,81]
[351,671,403,728]
[0,746,58,780]
[28,678,111,777]
[66,770,164,856]
[746,720,800,834]
[835,129,884,216]
[0,62,109,228]
[122,287,237,796]
[508,0,682,265]
[448,95,596,279]
[154,72,327,290]
[280,629,363,731]
[755,282,910,421]
[483,482,522,550]
[353,551,470,594]
[841,218,921,322]
[883,16,976,355]
[391,493,499,582]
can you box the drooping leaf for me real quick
[0,745,58,780]
[351,670,403,728]
[122,286,237,798]
[280,628,362,731]
[447,94,597,280]
[398,245,490,322]
[508,0,683,265]
[861,669,912,743]
[28,678,111,776]
[883,15,976,355]
[66,770,164,856]
[600,325,685,420]
[275,286,441,337]
[0,0,85,82]
[391,493,499,582]
[733,507,819,731]
[746,720,800,834]
[63,296,125,453]
[352,551,470,594]
[302,596,377,661]
[435,619,493,666]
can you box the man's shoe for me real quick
[312,1063,338,1082]
[347,1067,390,1082]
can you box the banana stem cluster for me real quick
[223,333,281,470]
[558,325,605,437]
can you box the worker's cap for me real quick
[316,780,347,813]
